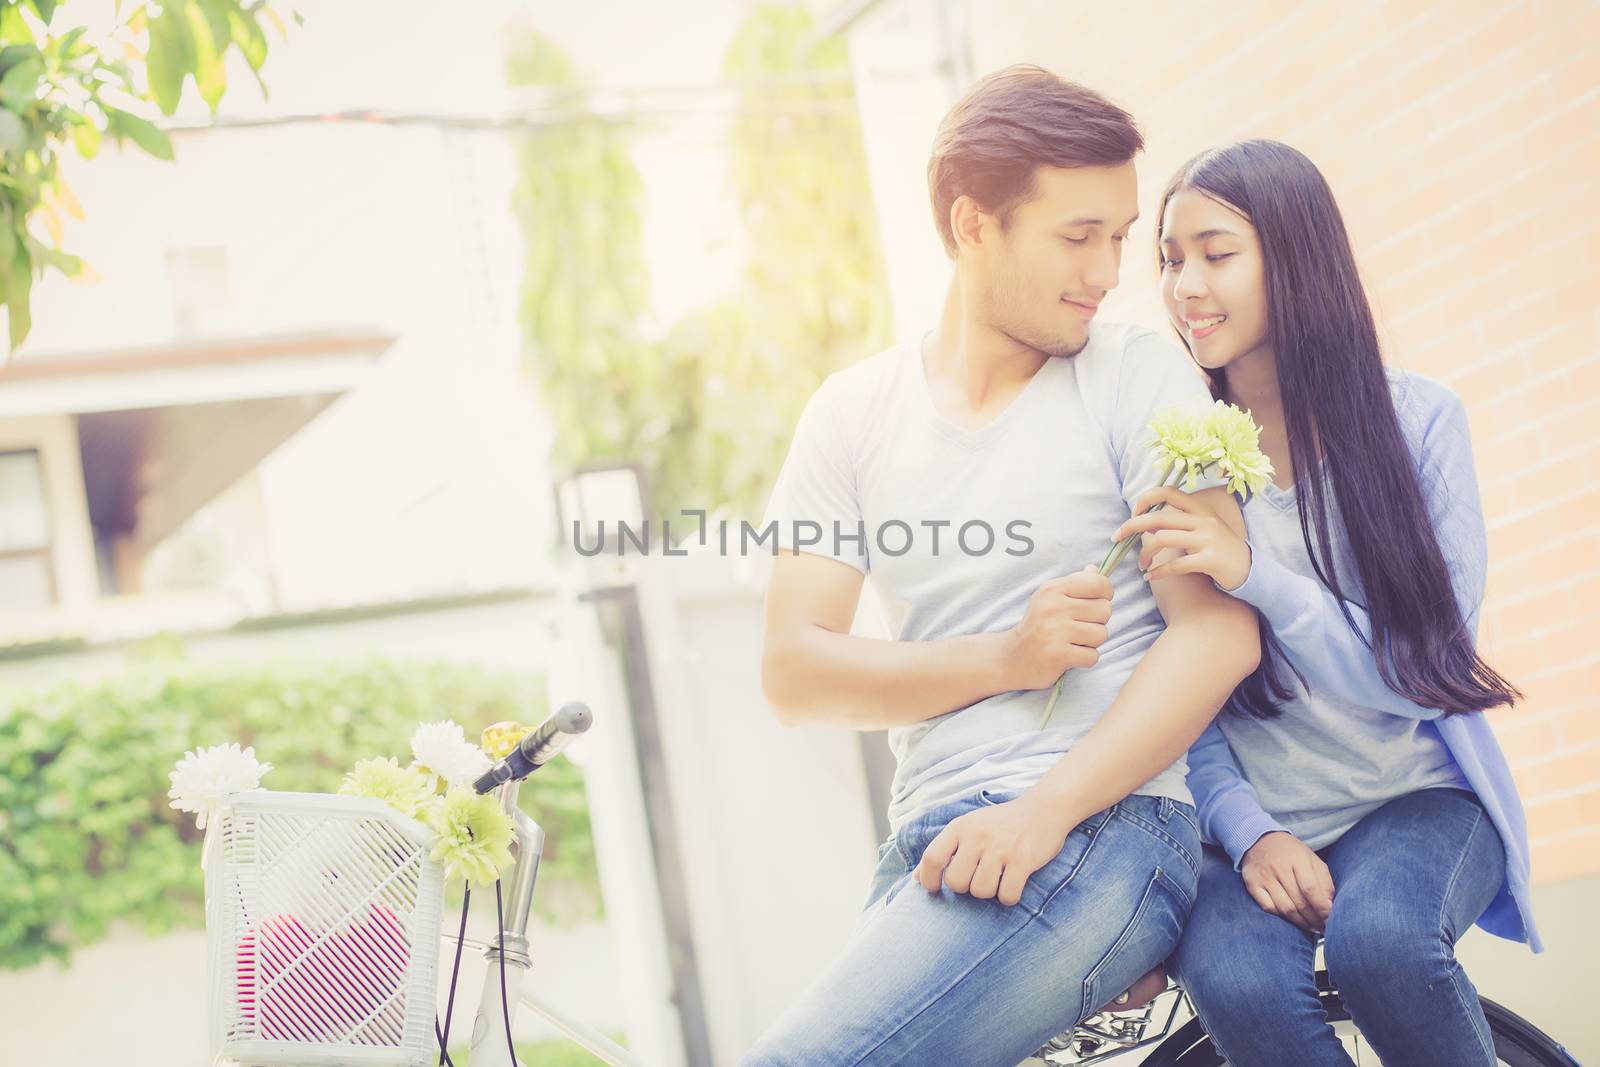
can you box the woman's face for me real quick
[1159,188,1270,371]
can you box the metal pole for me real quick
[580,583,714,1067]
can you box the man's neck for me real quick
[927,273,1050,409]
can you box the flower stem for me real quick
[1038,469,1186,730]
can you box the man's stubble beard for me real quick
[982,254,1090,361]
[987,294,1089,362]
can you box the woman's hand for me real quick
[1240,830,1335,933]
[1113,486,1253,591]
[914,792,1077,907]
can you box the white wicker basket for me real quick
[205,791,445,1066]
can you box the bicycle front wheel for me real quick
[1140,971,1576,1067]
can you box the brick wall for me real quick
[969,0,1600,884]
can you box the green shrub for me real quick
[0,657,599,970]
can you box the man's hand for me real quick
[1241,831,1335,933]
[1003,566,1114,690]
[914,792,1077,907]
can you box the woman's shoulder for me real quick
[1385,367,1470,448]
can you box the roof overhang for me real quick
[0,330,390,417]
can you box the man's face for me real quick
[976,162,1139,358]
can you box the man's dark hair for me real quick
[927,65,1143,257]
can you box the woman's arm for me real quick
[1185,720,1289,869]
[1119,382,1486,722]
[1188,722,1337,932]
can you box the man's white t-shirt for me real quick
[760,321,1218,832]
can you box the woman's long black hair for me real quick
[1158,140,1520,718]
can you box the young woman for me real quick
[1113,139,1541,1067]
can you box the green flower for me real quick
[339,757,436,819]
[1202,400,1275,499]
[425,788,515,887]
[1043,399,1273,732]
[1146,403,1217,490]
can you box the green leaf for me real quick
[49,25,86,60]
[0,214,17,273]
[40,247,82,278]
[185,4,225,110]
[146,1,196,116]
[27,0,59,26]
[6,245,32,350]
[0,8,29,47]
[0,110,23,154]
[72,121,100,160]
[0,44,41,78]
[0,54,43,108]
[227,8,269,72]
[105,108,174,161]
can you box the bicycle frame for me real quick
[1035,985,1192,1065]
[452,779,642,1067]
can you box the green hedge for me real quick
[0,657,600,970]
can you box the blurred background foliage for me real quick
[0,0,294,350]
[513,3,891,526]
[0,656,596,969]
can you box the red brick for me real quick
[1556,701,1600,749]
[1532,830,1600,884]
[1513,747,1600,798]
[1492,715,1563,763]
[1527,793,1586,839]
[1515,660,1600,716]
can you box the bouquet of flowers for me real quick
[168,719,523,886]
[1038,400,1273,729]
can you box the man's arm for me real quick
[911,487,1262,906]
[1025,487,1261,822]
[762,550,1112,731]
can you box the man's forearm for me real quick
[1027,616,1260,825]
[764,626,1014,731]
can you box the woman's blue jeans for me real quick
[1171,787,1506,1066]
[741,790,1202,1066]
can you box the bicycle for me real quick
[206,701,640,1067]
[437,700,640,1067]
[1034,965,1580,1066]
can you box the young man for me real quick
[742,66,1260,1066]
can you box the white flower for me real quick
[168,743,273,830]
[410,720,492,788]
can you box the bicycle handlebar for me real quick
[472,701,593,793]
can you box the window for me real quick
[166,246,234,337]
[0,450,55,609]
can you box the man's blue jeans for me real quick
[741,790,1201,1066]
[1171,787,1506,1066]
